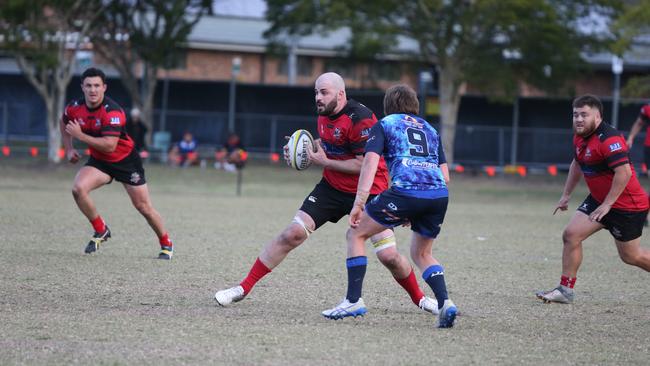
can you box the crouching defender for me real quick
[323,84,458,328]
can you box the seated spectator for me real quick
[215,133,247,172]
[168,131,199,167]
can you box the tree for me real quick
[265,0,622,163]
[613,1,650,98]
[90,0,211,146]
[0,0,102,162]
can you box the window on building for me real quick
[323,58,356,80]
[369,61,401,81]
[277,56,313,77]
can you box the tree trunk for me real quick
[437,64,462,164]
[45,98,62,163]
[141,62,158,148]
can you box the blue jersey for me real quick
[365,113,447,199]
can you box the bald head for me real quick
[314,72,347,116]
[315,72,346,92]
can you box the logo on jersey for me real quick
[130,172,141,184]
[95,119,101,128]
[585,148,591,159]
[401,158,437,170]
[361,128,370,138]
[388,202,398,211]
[308,195,317,203]
[110,117,121,125]
[333,127,341,140]
[403,115,423,128]
[609,142,622,152]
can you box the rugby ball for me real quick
[287,129,315,171]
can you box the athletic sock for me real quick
[90,216,106,233]
[239,258,272,295]
[158,233,172,248]
[394,268,425,306]
[423,264,448,310]
[560,275,576,289]
[346,256,367,303]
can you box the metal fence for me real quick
[1,103,646,166]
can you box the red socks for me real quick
[560,275,576,289]
[240,258,272,295]
[395,268,425,305]
[90,216,106,233]
[159,233,172,248]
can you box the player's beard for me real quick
[317,99,338,116]
[573,118,597,137]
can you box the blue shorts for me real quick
[365,188,448,238]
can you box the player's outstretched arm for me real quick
[554,159,582,215]
[589,164,632,222]
[349,152,380,227]
[626,117,644,148]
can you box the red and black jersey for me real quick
[62,97,133,162]
[639,104,650,147]
[317,99,389,194]
[574,122,648,212]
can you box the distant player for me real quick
[537,94,650,304]
[61,67,173,259]
[625,103,650,178]
[323,84,457,328]
[214,72,439,315]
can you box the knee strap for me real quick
[292,215,314,238]
[371,234,396,253]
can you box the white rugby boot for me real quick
[322,298,367,320]
[536,286,574,304]
[418,296,440,315]
[214,285,245,306]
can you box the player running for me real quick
[61,67,173,259]
[537,94,650,304]
[323,84,457,328]
[214,72,439,315]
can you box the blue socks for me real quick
[423,264,448,310]
[346,256,367,303]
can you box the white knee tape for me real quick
[371,234,396,253]
[292,215,314,238]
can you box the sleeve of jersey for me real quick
[101,111,125,137]
[61,105,72,124]
[601,136,630,169]
[348,117,377,155]
[437,135,447,164]
[364,123,385,155]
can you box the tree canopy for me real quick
[266,0,623,162]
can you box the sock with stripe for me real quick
[90,216,106,233]
[395,268,425,306]
[346,256,367,303]
[423,264,448,310]
[560,275,576,289]
[240,258,272,295]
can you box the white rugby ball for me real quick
[287,129,315,171]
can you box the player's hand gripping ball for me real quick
[287,129,315,170]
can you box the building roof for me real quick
[186,15,419,57]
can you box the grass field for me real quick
[1,160,649,365]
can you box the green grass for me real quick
[1,160,649,365]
